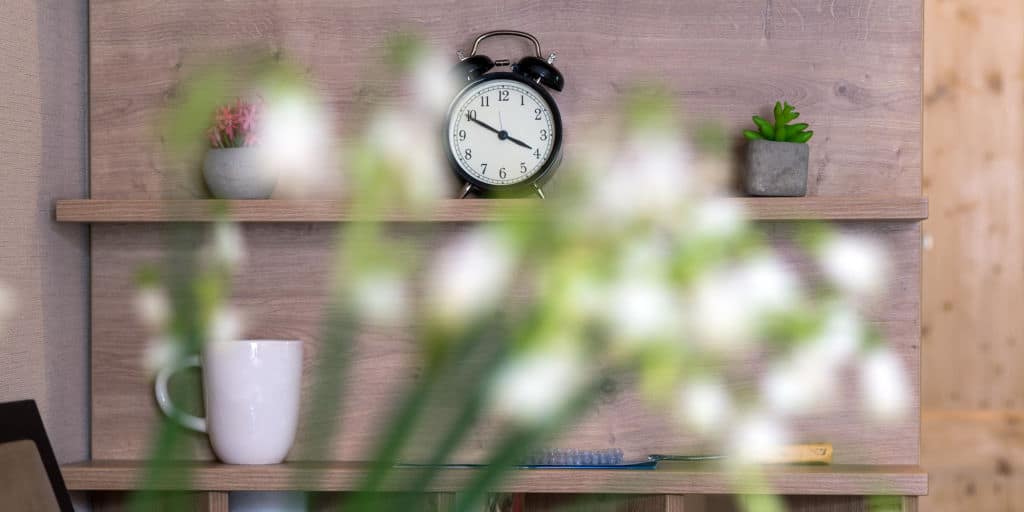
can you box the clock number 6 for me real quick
[499,167,507,179]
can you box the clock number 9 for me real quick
[458,130,466,141]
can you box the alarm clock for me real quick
[446,30,565,199]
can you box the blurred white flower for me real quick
[810,304,863,366]
[143,335,183,375]
[734,254,800,315]
[589,134,691,224]
[211,221,246,268]
[727,412,791,465]
[819,234,887,298]
[207,306,243,345]
[490,347,586,425]
[257,91,337,199]
[426,229,516,326]
[677,378,733,434]
[690,198,747,239]
[690,271,756,353]
[606,276,681,349]
[761,345,836,415]
[134,287,171,331]
[367,109,448,205]
[351,271,408,326]
[411,51,458,115]
[860,347,910,422]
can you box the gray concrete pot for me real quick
[744,140,809,197]
[202,148,277,199]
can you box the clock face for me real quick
[447,78,559,188]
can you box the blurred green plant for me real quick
[743,101,814,143]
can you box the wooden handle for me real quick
[760,442,834,465]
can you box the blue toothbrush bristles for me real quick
[525,448,625,466]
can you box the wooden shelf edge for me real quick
[59,461,927,496]
[55,197,928,223]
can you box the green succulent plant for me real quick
[744,101,814,143]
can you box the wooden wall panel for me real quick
[90,222,920,464]
[89,0,921,198]
[921,0,1024,510]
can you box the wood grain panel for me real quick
[55,198,930,223]
[88,0,921,199]
[920,0,1024,510]
[90,221,920,464]
[60,460,928,495]
[524,493,687,511]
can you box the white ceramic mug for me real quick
[155,340,303,464]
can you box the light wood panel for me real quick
[60,460,927,496]
[90,221,921,465]
[920,0,1024,510]
[55,198,929,223]
[88,0,921,199]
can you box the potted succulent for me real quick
[203,98,277,199]
[742,102,814,196]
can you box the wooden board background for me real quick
[920,0,1024,510]
[90,222,921,464]
[88,0,924,468]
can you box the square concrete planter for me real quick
[744,140,809,197]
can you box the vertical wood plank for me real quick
[523,493,686,511]
[198,491,230,512]
[433,492,457,512]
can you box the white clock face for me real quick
[448,78,558,186]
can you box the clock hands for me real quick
[466,112,533,150]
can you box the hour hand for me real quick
[505,135,532,150]
[467,113,501,134]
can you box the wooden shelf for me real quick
[59,461,927,496]
[55,198,928,223]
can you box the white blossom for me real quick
[207,306,243,345]
[734,254,800,315]
[588,134,691,224]
[490,347,586,425]
[860,347,910,422]
[351,271,408,325]
[143,336,183,375]
[426,229,516,326]
[691,198,747,239]
[211,221,246,268]
[411,51,459,116]
[727,412,791,464]
[257,92,337,199]
[761,345,836,415]
[678,378,733,434]
[810,304,863,366]
[134,287,170,331]
[819,234,887,298]
[606,276,681,349]
[367,110,448,204]
[690,271,756,353]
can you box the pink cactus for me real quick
[208,98,262,148]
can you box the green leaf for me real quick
[788,123,809,133]
[790,130,814,143]
[773,101,783,121]
[743,129,765,140]
[752,115,775,139]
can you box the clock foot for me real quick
[533,184,546,199]
[459,183,475,199]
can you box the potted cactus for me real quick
[742,101,814,197]
[202,98,277,199]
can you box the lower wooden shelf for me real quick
[60,461,927,496]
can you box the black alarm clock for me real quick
[446,30,565,199]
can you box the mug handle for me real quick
[154,355,207,433]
